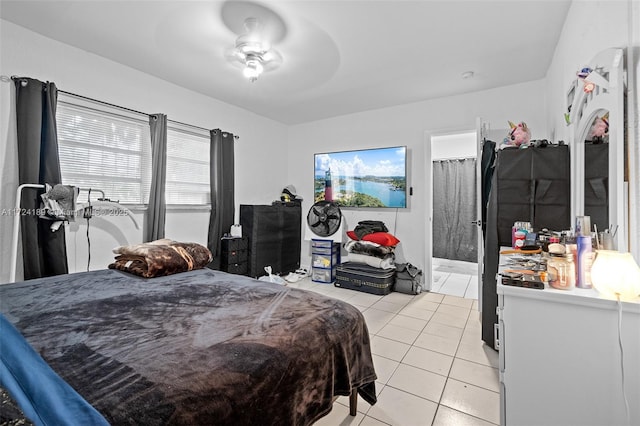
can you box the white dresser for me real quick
[497,283,640,426]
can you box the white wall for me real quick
[544,0,638,259]
[288,81,548,272]
[431,132,477,160]
[0,20,289,282]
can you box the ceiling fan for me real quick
[225,16,283,82]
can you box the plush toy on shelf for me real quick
[587,112,609,143]
[501,121,531,149]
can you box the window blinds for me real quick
[166,125,210,205]
[57,99,152,204]
[56,95,211,206]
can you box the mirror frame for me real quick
[568,48,626,250]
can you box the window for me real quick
[166,125,210,205]
[57,96,152,205]
[56,94,211,206]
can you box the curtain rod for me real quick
[59,89,149,117]
[433,156,476,162]
[6,76,239,139]
[59,90,239,140]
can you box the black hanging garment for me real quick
[480,139,497,238]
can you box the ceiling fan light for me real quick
[237,39,266,55]
[227,17,282,82]
[243,58,264,82]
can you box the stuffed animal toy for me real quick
[502,121,531,148]
[588,112,609,142]
[577,67,596,93]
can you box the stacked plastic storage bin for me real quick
[311,239,340,283]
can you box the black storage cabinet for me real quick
[482,145,571,348]
[240,203,302,277]
[220,237,248,275]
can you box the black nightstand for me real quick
[220,237,249,275]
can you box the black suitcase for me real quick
[334,262,396,295]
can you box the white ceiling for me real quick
[0,0,572,125]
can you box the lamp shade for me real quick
[591,250,640,301]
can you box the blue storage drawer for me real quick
[311,240,340,283]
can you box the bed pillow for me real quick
[108,239,212,278]
[347,231,400,247]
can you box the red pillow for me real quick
[363,232,400,246]
[346,230,400,247]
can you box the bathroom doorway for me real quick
[429,131,479,298]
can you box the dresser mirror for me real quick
[579,109,610,233]
[568,48,626,251]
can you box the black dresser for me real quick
[240,203,302,277]
[220,237,249,275]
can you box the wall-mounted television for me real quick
[314,146,407,208]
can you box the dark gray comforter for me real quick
[0,268,377,425]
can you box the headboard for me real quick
[566,48,625,250]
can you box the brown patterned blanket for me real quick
[108,239,212,278]
[0,269,377,425]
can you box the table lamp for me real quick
[591,250,640,301]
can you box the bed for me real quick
[0,267,377,425]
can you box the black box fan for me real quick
[307,201,342,237]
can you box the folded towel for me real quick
[346,252,395,269]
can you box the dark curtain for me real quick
[481,139,497,238]
[144,114,167,242]
[14,77,68,280]
[432,158,477,263]
[207,129,235,269]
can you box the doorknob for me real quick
[471,220,482,226]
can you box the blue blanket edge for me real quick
[0,313,109,426]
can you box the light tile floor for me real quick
[287,259,499,426]
[431,258,479,299]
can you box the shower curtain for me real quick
[432,158,477,263]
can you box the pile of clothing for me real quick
[344,220,400,269]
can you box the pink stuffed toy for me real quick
[588,112,609,142]
[504,121,531,148]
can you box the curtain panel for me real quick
[207,129,235,269]
[432,158,478,263]
[14,77,68,280]
[144,113,167,242]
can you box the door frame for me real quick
[475,118,488,310]
[424,127,478,295]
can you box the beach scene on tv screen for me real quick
[314,146,407,208]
